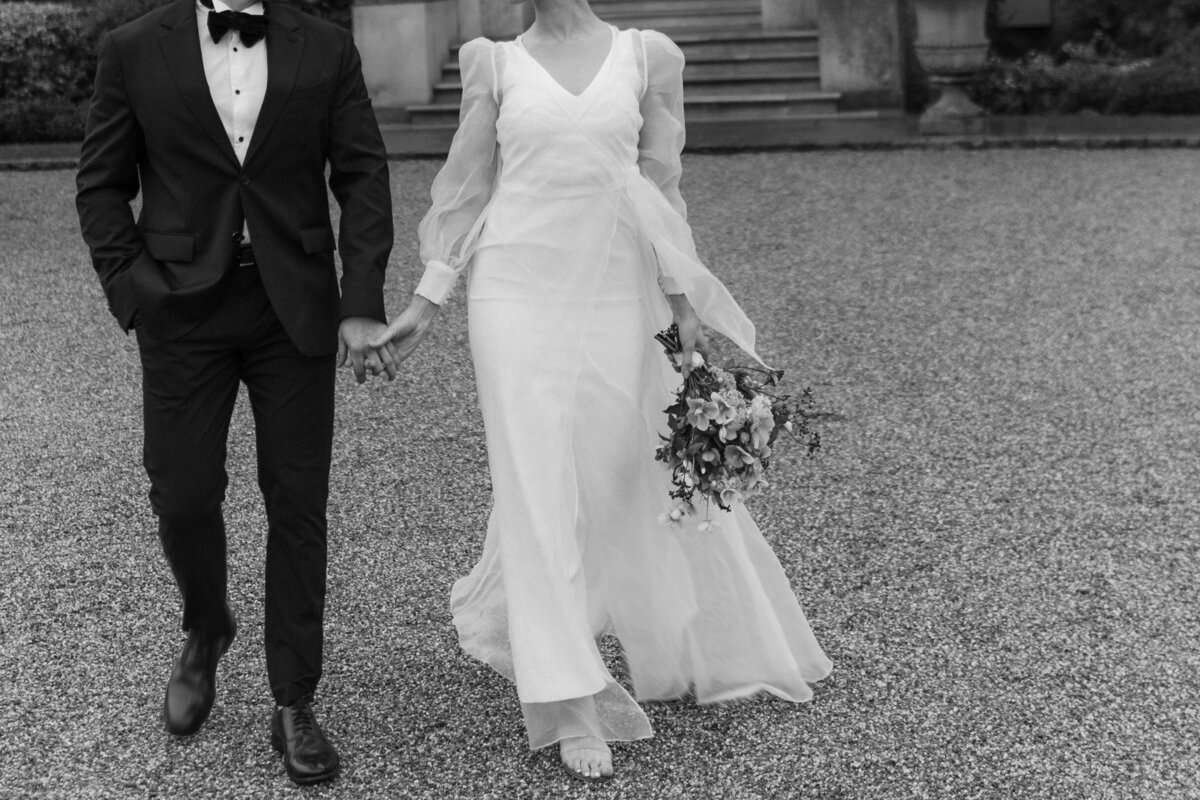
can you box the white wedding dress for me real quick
[412,27,832,749]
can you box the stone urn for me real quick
[911,0,990,134]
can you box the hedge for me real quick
[1052,0,1200,57]
[1107,28,1200,113]
[0,0,352,143]
[0,3,89,104]
[972,28,1200,115]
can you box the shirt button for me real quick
[238,136,245,142]
[235,90,241,95]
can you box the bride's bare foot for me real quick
[559,735,614,781]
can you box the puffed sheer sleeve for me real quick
[630,30,765,364]
[637,31,687,222]
[636,31,687,294]
[414,38,500,305]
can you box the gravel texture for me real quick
[1,151,1199,799]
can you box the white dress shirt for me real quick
[196,0,267,241]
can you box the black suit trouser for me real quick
[136,263,335,707]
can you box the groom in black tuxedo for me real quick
[76,0,395,785]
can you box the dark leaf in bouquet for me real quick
[766,424,785,450]
[655,323,683,371]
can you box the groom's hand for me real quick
[369,296,441,366]
[338,317,397,383]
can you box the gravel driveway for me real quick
[1,150,1198,799]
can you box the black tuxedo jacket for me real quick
[76,0,393,356]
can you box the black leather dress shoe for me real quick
[162,612,235,737]
[271,701,340,784]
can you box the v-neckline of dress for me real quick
[515,25,618,100]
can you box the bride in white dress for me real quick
[374,0,832,781]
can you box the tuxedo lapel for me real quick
[158,0,240,167]
[244,4,303,167]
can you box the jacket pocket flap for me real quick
[299,226,336,255]
[142,232,194,263]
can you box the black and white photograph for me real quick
[1,0,1198,796]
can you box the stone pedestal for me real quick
[911,0,988,134]
[352,0,459,108]
[816,0,904,109]
[763,0,818,29]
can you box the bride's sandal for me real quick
[559,736,614,782]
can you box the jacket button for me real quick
[239,174,250,186]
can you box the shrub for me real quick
[69,0,355,32]
[76,0,172,44]
[1053,0,1200,56]
[970,31,1200,115]
[0,96,85,143]
[972,50,1120,115]
[0,3,90,104]
[1108,28,1200,113]
[278,0,352,28]
[1,0,166,143]
[0,0,166,142]
[970,0,1200,114]
[69,0,354,42]
[0,0,352,143]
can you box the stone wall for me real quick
[353,0,533,109]
[817,0,906,109]
[353,0,459,108]
[763,0,818,29]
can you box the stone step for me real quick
[443,51,818,80]
[431,71,821,104]
[589,0,759,13]
[680,52,821,78]
[408,91,841,125]
[418,28,840,133]
[593,13,763,33]
[667,29,819,55]
[452,30,819,59]
[683,91,841,119]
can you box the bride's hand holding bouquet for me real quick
[666,293,710,379]
[654,305,821,531]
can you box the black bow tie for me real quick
[207,8,267,47]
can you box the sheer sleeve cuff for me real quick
[660,274,684,294]
[414,260,459,306]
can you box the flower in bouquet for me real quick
[653,323,820,528]
[657,499,696,529]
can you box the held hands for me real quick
[338,317,398,383]
[368,295,441,367]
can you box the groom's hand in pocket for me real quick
[370,296,441,367]
[339,317,398,383]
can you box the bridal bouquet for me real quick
[654,324,820,531]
